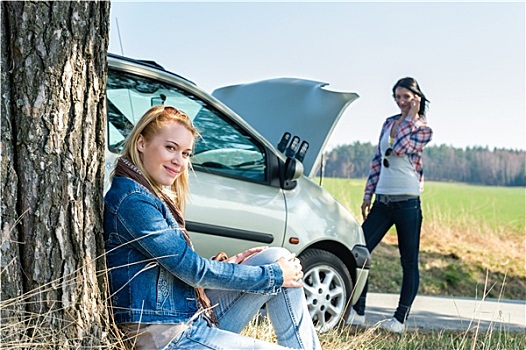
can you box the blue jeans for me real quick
[166,248,321,349]
[353,197,422,324]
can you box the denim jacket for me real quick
[103,176,284,324]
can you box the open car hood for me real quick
[212,78,359,178]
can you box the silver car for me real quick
[105,53,370,332]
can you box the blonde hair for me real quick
[121,105,198,211]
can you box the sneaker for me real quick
[346,308,365,326]
[379,317,405,333]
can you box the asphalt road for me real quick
[361,293,525,332]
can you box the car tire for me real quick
[299,248,352,332]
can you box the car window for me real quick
[106,69,266,182]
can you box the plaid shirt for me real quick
[364,114,433,201]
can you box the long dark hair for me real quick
[392,77,429,117]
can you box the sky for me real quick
[108,1,525,151]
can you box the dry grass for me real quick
[2,266,523,349]
[241,316,526,350]
[320,178,525,300]
[368,211,526,300]
[420,204,524,278]
[0,266,127,349]
[2,179,524,348]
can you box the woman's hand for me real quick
[277,254,304,288]
[361,199,372,221]
[227,246,268,264]
[409,96,421,118]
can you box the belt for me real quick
[376,194,419,204]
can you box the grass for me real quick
[322,326,526,349]
[422,182,525,236]
[241,316,526,350]
[2,178,524,348]
[319,178,526,300]
[319,178,525,237]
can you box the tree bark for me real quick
[1,1,111,347]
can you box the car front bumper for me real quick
[350,245,371,305]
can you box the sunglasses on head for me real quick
[383,148,393,168]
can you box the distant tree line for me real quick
[320,142,526,187]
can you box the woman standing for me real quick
[104,105,321,349]
[349,77,433,333]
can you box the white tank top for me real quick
[376,127,420,196]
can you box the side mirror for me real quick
[280,157,303,190]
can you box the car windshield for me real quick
[106,68,267,181]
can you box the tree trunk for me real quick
[1,1,111,347]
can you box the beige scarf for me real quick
[115,157,219,325]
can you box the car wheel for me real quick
[299,248,352,332]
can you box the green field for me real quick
[318,178,525,300]
[319,178,525,236]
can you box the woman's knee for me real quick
[241,247,291,266]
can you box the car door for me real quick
[187,108,287,258]
[106,64,287,259]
